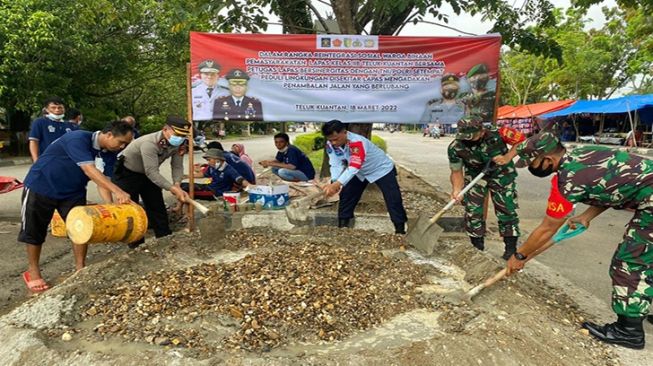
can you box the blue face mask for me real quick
[168,135,185,147]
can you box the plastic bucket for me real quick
[65,204,148,245]
[50,210,67,238]
[222,192,240,212]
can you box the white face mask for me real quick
[47,113,65,121]
[279,146,289,153]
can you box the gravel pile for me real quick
[83,233,427,352]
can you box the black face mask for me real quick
[528,159,555,177]
[442,90,457,100]
[461,139,482,148]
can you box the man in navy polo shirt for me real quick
[206,141,256,184]
[19,121,133,293]
[260,133,315,182]
[28,96,79,162]
[201,148,250,195]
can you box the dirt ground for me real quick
[0,168,624,365]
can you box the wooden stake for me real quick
[186,63,196,230]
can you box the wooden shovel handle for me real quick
[188,198,210,215]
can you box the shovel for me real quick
[408,160,495,255]
[188,198,210,215]
[465,223,586,300]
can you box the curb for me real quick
[0,157,32,168]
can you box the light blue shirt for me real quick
[326,131,394,185]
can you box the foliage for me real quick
[293,132,325,154]
[371,135,387,152]
[499,4,652,103]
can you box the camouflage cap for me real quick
[467,63,489,78]
[441,73,459,86]
[455,118,483,140]
[198,59,221,73]
[515,131,560,167]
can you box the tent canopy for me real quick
[497,100,575,119]
[542,94,653,118]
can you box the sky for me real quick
[265,0,619,36]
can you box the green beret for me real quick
[467,63,489,78]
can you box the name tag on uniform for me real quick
[95,157,105,173]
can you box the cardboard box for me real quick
[248,184,289,210]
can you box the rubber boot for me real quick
[582,315,645,350]
[502,236,518,260]
[394,222,406,235]
[338,218,350,228]
[470,236,484,251]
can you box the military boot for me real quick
[502,236,518,260]
[394,222,406,235]
[338,218,350,228]
[582,315,645,350]
[470,236,484,251]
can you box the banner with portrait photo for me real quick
[190,32,501,124]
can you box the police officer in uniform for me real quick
[212,69,263,122]
[419,73,465,125]
[461,63,496,121]
[503,132,653,350]
[447,117,521,259]
[192,59,226,121]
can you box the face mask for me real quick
[442,90,457,99]
[168,135,186,147]
[48,113,65,121]
[472,78,488,90]
[279,146,289,153]
[528,159,555,177]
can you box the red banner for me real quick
[190,32,501,124]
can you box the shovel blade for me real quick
[407,214,444,256]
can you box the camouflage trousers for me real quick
[463,174,520,238]
[610,208,653,318]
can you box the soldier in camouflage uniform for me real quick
[506,131,653,349]
[460,63,496,121]
[447,118,521,259]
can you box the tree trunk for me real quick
[6,107,31,156]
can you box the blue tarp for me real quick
[542,94,653,118]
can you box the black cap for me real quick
[441,73,460,86]
[225,69,249,81]
[198,59,221,73]
[166,115,191,136]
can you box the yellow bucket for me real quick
[50,210,67,237]
[65,204,148,245]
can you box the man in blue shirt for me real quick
[28,96,79,162]
[19,121,134,293]
[260,133,315,182]
[200,148,250,195]
[321,120,407,234]
[206,141,256,184]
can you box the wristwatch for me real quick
[514,252,527,261]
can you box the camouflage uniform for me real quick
[556,145,653,318]
[448,124,520,239]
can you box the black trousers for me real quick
[112,161,171,242]
[338,167,407,224]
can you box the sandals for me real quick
[22,271,49,293]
